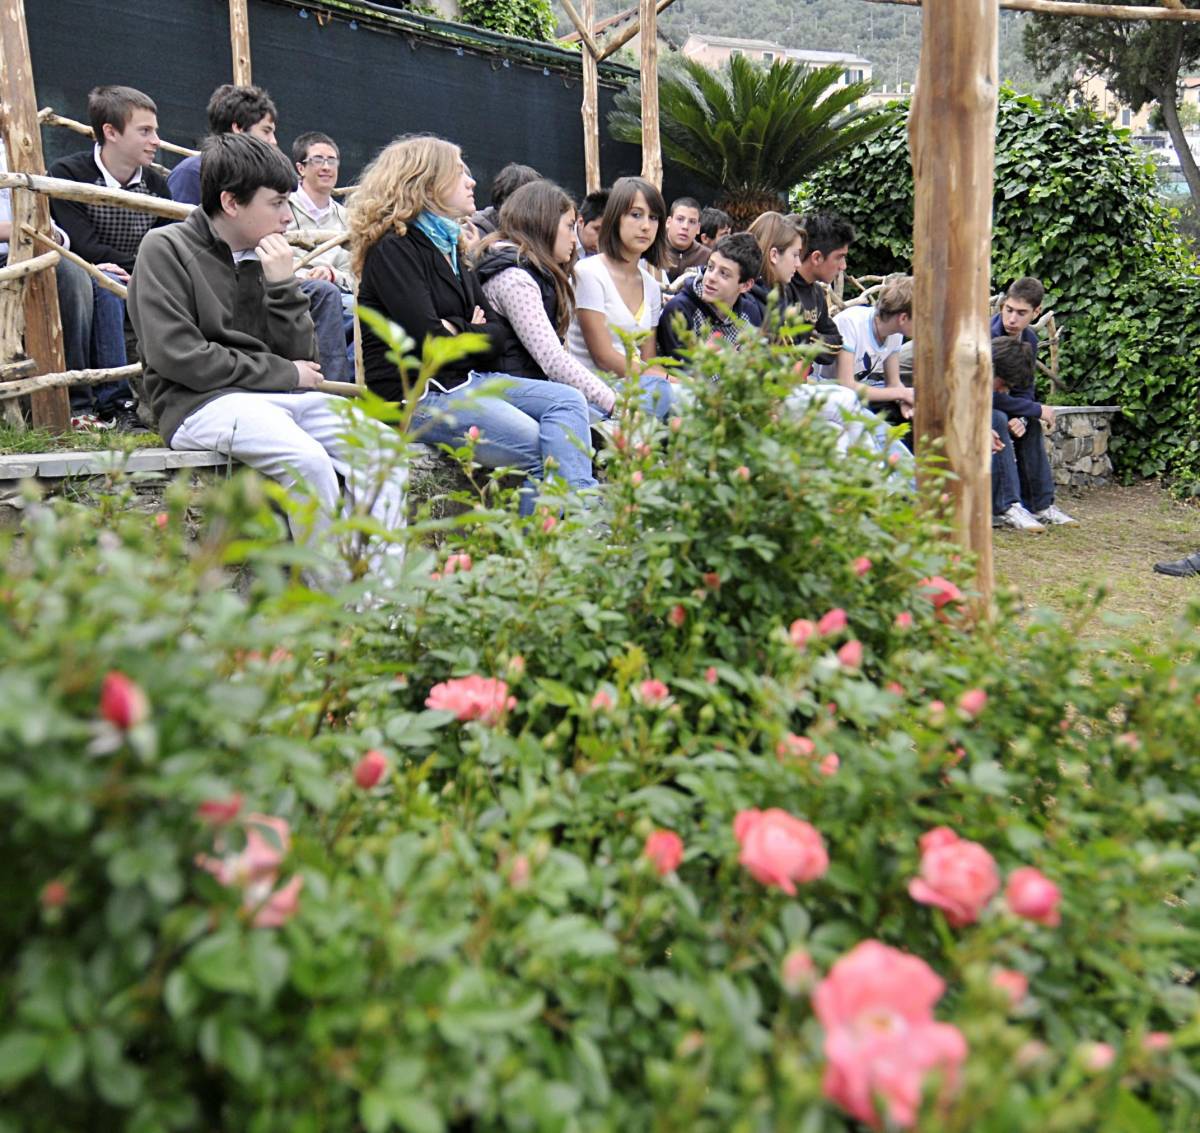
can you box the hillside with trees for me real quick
[561,0,1044,92]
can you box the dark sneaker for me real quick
[102,400,151,434]
[1153,551,1200,577]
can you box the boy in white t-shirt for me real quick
[822,274,915,423]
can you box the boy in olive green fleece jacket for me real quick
[128,133,405,577]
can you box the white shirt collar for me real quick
[292,186,332,222]
[93,143,142,190]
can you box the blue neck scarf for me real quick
[415,210,462,276]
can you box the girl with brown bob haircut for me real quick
[566,175,677,421]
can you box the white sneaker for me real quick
[993,503,1046,533]
[1035,504,1077,526]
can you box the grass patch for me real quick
[0,423,163,455]
[993,480,1200,649]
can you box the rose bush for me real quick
[0,329,1197,1130]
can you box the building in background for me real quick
[680,34,872,88]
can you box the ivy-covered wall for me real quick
[459,0,557,42]
[797,90,1200,486]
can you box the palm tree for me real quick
[609,54,901,227]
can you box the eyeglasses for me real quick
[301,155,339,167]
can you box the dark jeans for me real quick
[300,278,352,383]
[992,409,1054,514]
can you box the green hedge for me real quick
[797,88,1200,486]
[1,333,1198,1130]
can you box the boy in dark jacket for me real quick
[128,134,406,577]
[659,232,764,361]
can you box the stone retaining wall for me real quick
[1042,406,1120,489]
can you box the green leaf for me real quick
[218,1021,263,1086]
[0,1032,46,1089]
[44,1033,85,1089]
[186,931,255,995]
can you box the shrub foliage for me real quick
[797,88,1200,486]
[1,332,1198,1130]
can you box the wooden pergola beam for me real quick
[865,0,1200,20]
[559,0,602,59]
[230,0,253,84]
[910,0,999,607]
[596,0,677,62]
[580,0,602,191]
[639,0,662,187]
[0,0,68,431]
[37,108,199,158]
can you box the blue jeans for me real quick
[993,410,1054,514]
[90,273,131,416]
[300,278,351,383]
[411,372,598,516]
[588,372,680,423]
[992,409,1021,513]
[53,262,129,416]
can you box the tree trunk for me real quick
[1152,26,1200,215]
[909,0,999,612]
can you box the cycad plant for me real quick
[609,54,900,226]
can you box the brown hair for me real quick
[348,134,467,275]
[598,176,667,268]
[748,211,805,283]
[1006,276,1044,310]
[476,180,577,338]
[88,85,156,142]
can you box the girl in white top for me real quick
[567,176,676,420]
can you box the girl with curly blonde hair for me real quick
[351,135,597,514]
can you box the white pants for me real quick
[173,390,407,577]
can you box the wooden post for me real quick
[581,0,601,193]
[0,0,69,431]
[230,0,253,85]
[910,0,999,607]
[639,0,662,188]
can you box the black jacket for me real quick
[473,244,560,381]
[47,149,172,273]
[357,226,504,400]
[785,274,842,367]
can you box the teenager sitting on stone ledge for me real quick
[128,134,406,577]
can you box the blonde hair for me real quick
[349,134,466,275]
[747,211,806,283]
[876,273,914,319]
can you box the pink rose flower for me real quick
[789,618,816,648]
[507,655,526,678]
[541,514,558,533]
[40,879,69,910]
[781,947,815,994]
[815,940,967,1130]
[1005,866,1061,926]
[669,416,683,433]
[638,679,670,706]
[197,794,244,826]
[100,671,149,730]
[1080,1041,1116,1072]
[668,604,686,628]
[1142,1032,1171,1053]
[154,512,168,529]
[734,808,828,895]
[735,465,751,481]
[919,575,964,611]
[248,874,303,929]
[354,750,388,790]
[852,556,872,576]
[704,666,718,684]
[426,675,516,725]
[818,608,848,636]
[894,611,914,629]
[908,836,999,927]
[508,853,531,889]
[468,425,480,441]
[590,688,614,712]
[886,681,905,696]
[776,732,816,760]
[837,640,863,669]
[643,830,684,876]
[957,688,988,718]
[918,826,959,855]
[990,968,1029,1008]
[702,571,721,590]
[819,753,840,777]
[631,470,644,486]
[444,552,473,575]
